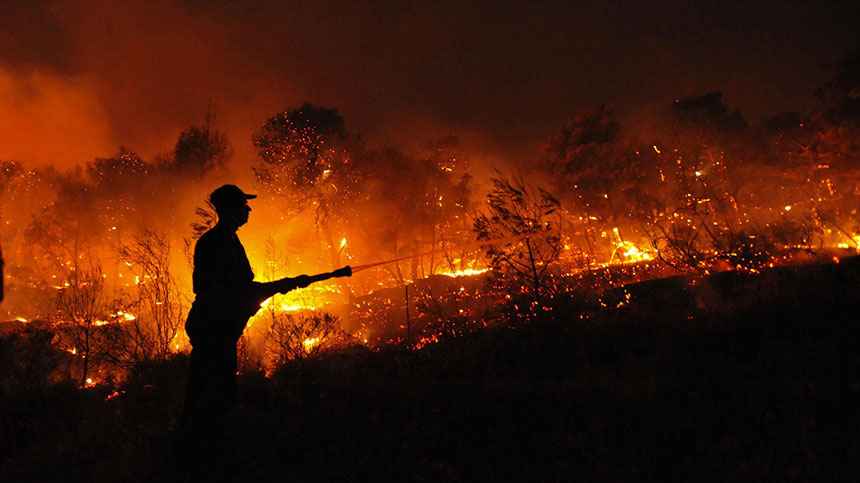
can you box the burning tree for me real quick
[88,149,154,233]
[815,47,860,125]
[162,112,232,178]
[52,260,108,387]
[473,172,563,312]
[355,144,474,283]
[638,93,802,273]
[539,104,622,199]
[801,48,860,246]
[421,136,480,275]
[536,104,653,266]
[253,103,363,298]
[22,172,105,319]
[537,95,812,274]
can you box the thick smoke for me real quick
[2,0,857,168]
[0,67,114,168]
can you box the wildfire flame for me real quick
[281,304,308,311]
[4,84,859,384]
[610,242,654,264]
[303,337,320,351]
[440,268,490,277]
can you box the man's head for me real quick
[210,184,256,228]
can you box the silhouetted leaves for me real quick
[474,172,562,309]
[168,123,231,178]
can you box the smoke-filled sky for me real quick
[1,0,858,168]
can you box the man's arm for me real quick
[239,266,352,320]
[271,266,351,293]
[245,275,311,310]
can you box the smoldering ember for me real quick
[2,2,860,481]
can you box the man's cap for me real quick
[209,184,257,209]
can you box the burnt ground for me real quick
[2,258,860,481]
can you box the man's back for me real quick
[193,224,254,297]
[186,223,255,345]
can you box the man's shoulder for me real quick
[196,225,231,249]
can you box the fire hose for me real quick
[349,229,561,273]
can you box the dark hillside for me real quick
[2,258,859,481]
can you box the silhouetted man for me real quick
[176,185,351,476]
[178,184,311,466]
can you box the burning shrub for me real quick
[51,261,110,387]
[84,229,188,378]
[473,172,563,311]
[265,311,348,367]
[713,231,775,272]
[115,228,186,359]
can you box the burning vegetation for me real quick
[1,50,859,390]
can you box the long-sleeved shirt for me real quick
[186,223,257,344]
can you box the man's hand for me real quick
[276,275,311,294]
[274,268,349,295]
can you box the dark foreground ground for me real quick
[2,258,860,481]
